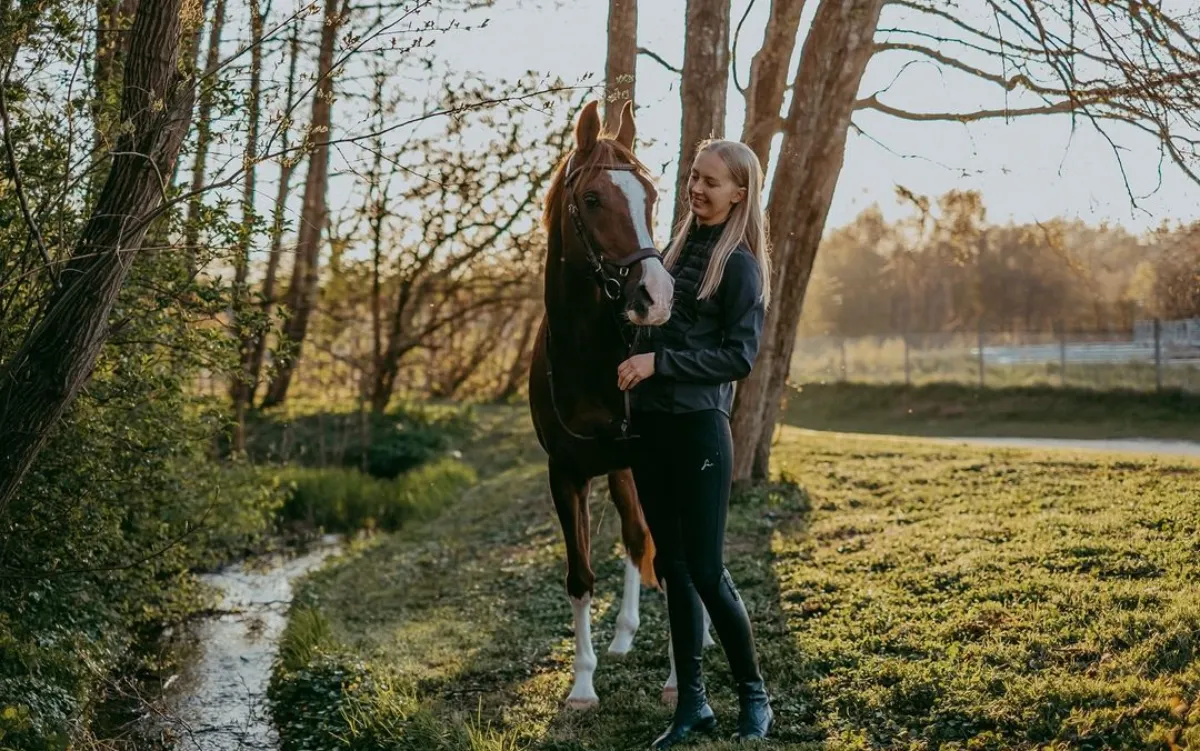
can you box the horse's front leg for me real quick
[549,460,599,709]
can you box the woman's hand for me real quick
[617,353,655,391]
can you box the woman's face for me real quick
[688,150,746,226]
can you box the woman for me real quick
[617,139,773,748]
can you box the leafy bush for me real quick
[278,458,476,534]
[240,403,476,480]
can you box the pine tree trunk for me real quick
[262,0,348,408]
[672,0,731,230]
[0,0,195,512]
[604,0,637,133]
[248,20,301,405]
[730,0,884,483]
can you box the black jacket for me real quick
[630,221,765,417]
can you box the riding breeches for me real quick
[628,409,763,694]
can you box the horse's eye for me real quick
[583,192,601,208]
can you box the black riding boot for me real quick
[707,569,773,741]
[652,580,717,749]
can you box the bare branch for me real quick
[637,46,681,75]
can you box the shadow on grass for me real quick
[298,405,824,749]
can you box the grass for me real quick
[272,404,1200,750]
[781,382,1200,441]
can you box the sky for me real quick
[411,0,1200,239]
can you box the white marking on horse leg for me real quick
[660,582,678,704]
[702,602,716,648]
[662,626,679,705]
[607,556,641,655]
[566,595,599,709]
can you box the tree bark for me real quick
[91,0,140,185]
[262,0,348,408]
[739,0,806,172]
[604,0,637,133]
[183,0,227,280]
[672,0,731,229]
[0,0,195,512]
[230,0,263,452]
[248,19,301,405]
[730,0,884,482]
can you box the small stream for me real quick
[153,535,343,751]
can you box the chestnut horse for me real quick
[528,101,674,709]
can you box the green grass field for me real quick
[781,382,1200,441]
[273,406,1200,750]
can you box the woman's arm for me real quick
[654,251,764,385]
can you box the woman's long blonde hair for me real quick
[661,139,772,309]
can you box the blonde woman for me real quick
[617,139,773,747]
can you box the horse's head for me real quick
[548,100,673,327]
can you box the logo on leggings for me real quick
[700,458,714,471]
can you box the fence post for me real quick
[903,331,911,387]
[1154,317,1163,393]
[1059,320,1067,387]
[977,320,985,389]
[839,336,847,382]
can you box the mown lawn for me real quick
[276,405,1200,750]
[782,382,1200,441]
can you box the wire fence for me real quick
[791,318,1200,393]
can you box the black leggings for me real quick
[629,409,761,694]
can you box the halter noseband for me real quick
[562,155,660,300]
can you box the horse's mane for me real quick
[542,137,653,231]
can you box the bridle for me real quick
[562,155,660,301]
[545,153,661,442]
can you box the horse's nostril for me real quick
[636,283,653,307]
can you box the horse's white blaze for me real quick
[609,170,655,250]
[607,556,642,655]
[609,170,673,326]
[567,595,599,708]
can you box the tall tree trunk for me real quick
[604,0,637,133]
[91,0,140,187]
[367,65,389,412]
[730,0,884,483]
[739,0,806,172]
[262,0,347,408]
[183,0,227,280]
[230,0,263,452]
[672,0,731,230]
[248,19,301,405]
[0,0,195,512]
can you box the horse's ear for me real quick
[615,100,635,151]
[575,100,601,155]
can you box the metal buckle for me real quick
[603,277,622,300]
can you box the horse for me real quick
[527,100,678,709]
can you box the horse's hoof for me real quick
[566,696,600,711]
[661,686,678,706]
